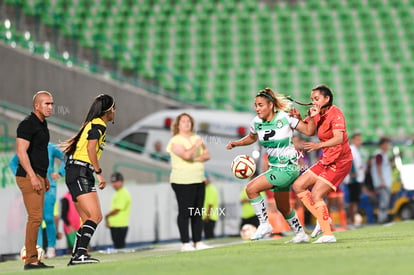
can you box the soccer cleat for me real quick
[24,262,54,270]
[285,231,310,243]
[194,242,212,250]
[311,221,321,238]
[181,243,196,252]
[311,217,332,238]
[68,254,100,265]
[312,235,337,244]
[250,223,273,240]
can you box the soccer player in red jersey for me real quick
[290,85,353,243]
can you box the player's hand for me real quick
[304,142,321,152]
[97,174,106,190]
[226,141,237,150]
[50,172,61,181]
[308,105,320,117]
[289,108,302,120]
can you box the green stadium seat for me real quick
[22,0,42,16]
[7,0,414,140]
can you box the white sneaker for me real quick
[181,242,196,252]
[46,247,56,258]
[312,235,337,244]
[285,231,309,243]
[195,242,212,250]
[250,223,273,240]
[311,218,332,238]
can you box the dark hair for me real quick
[256,88,289,111]
[379,137,391,146]
[312,84,333,107]
[61,94,114,156]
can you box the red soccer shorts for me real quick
[307,159,352,191]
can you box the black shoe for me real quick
[24,262,54,270]
[68,254,100,265]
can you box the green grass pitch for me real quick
[1,221,413,275]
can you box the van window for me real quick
[117,132,148,153]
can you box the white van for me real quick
[111,109,261,178]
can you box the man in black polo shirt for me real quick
[15,91,54,270]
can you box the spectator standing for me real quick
[202,173,219,239]
[105,172,131,249]
[370,137,392,223]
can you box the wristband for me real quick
[95,168,102,174]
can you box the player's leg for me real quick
[310,180,336,243]
[312,160,352,243]
[293,165,328,238]
[246,174,273,240]
[274,191,309,243]
[70,192,101,264]
[271,163,308,243]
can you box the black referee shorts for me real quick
[65,164,96,202]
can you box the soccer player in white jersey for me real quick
[226,88,319,242]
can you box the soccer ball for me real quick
[240,224,257,240]
[231,155,256,179]
[20,245,44,262]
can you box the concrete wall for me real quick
[0,42,189,135]
[0,180,244,255]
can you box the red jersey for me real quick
[306,105,353,166]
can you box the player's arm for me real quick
[226,132,258,149]
[87,138,106,189]
[304,129,344,152]
[295,119,317,136]
[292,107,318,136]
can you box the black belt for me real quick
[67,159,94,171]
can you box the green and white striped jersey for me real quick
[250,111,299,167]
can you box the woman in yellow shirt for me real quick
[167,113,211,251]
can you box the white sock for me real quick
[285,210,305,234]
[250,196,268,224]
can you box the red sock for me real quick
[314,201,333,236]
[297,190,318,218]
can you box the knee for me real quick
[311,192,324,203]
[245,185,256,199]
[292,182,302,194]
[95,214,103,224]
[89,213,103,224]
